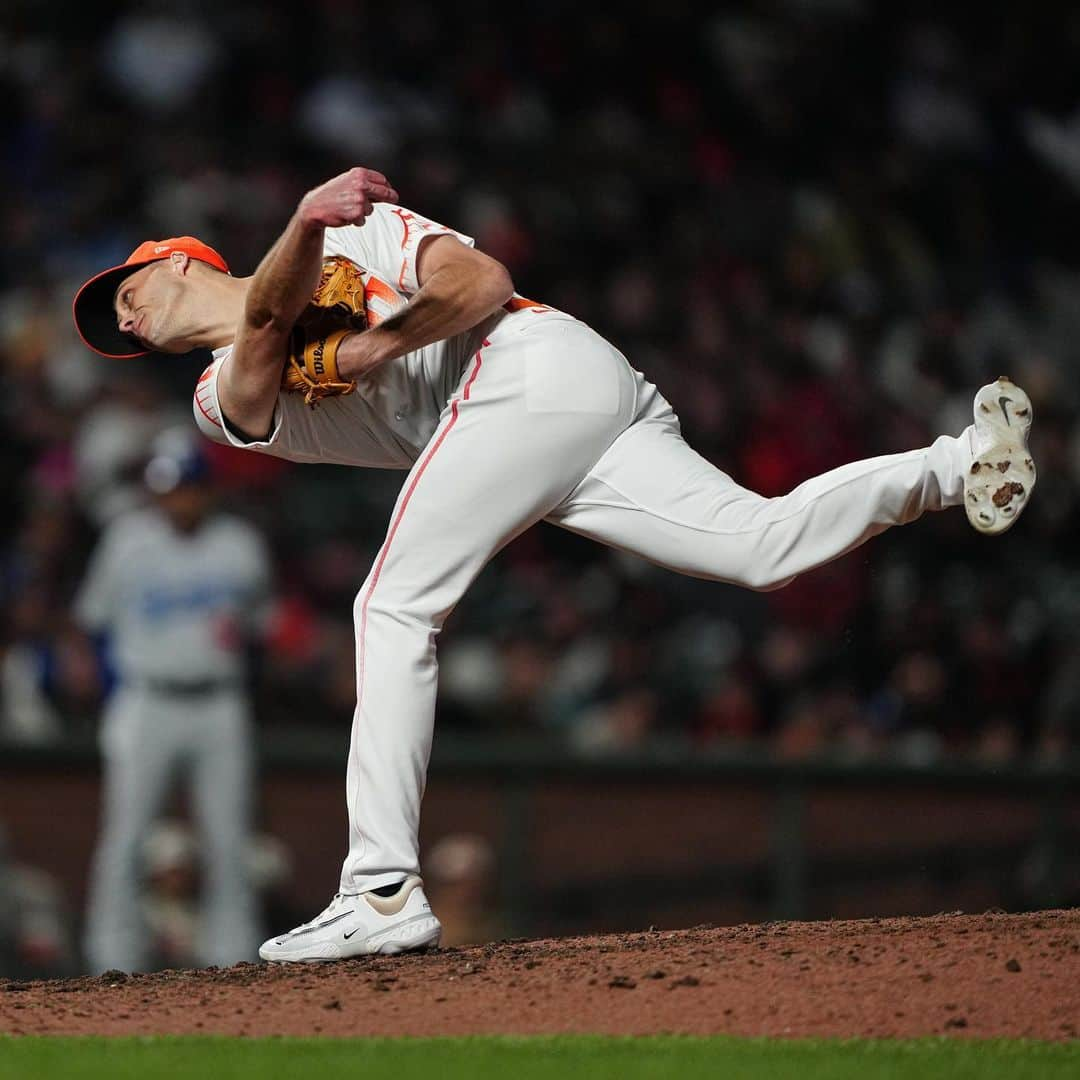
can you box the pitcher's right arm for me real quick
[217,167,398,437]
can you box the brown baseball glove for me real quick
[282,256,368,406]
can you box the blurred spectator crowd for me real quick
[3,0,1080,770]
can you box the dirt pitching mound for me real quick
[2,909,1077,1040]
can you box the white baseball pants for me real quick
[341,317,970,893]
[84,685,259,972]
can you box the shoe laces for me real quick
[294,892,353,932]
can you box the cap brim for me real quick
[72,262,155,359]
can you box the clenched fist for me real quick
[299,167,400,229]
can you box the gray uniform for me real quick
[76,505,271,972]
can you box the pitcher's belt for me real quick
[502,296,552,313]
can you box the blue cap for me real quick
[144,428,211,494]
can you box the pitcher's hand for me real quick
[299,168,399,229]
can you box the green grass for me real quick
[0,1035,1076,1080]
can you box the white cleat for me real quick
[964,376,1036,536]
[258,875,441,963]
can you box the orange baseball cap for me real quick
[72,236,229,359]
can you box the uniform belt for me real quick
[137,677,239,697]
[503,296,551,313]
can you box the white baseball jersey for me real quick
[74,507,271,683]
[193,203,571,466]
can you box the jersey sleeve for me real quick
[192,358,230,445]
[193,351,293,456]
[324,203,475,296]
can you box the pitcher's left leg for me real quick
[548,381,1029,590]
[341,328,636,894]
[260,322,638,962]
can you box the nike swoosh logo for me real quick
[287,910,354,938]
[999,396,1013,425]
[343,927,363,940]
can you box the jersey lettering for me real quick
[139,580,244,622]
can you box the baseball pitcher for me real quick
[72,166,1035,962]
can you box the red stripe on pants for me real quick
[354,342,487,712]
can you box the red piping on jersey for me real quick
[194,363,223,428]
[390,206,450,293]
[392,206,413,247]
[392,207,413,291]
[195,386,222,429]
[353,340,488,716]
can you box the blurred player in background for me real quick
[72,165,1036,964]
[74,428,273,973]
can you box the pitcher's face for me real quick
[113,258,203,354]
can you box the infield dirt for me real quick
[1,909,1076,1040]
